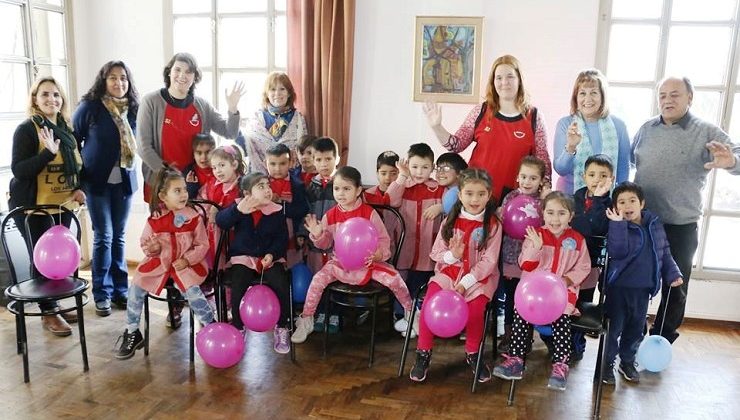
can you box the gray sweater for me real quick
[136,90,240,186]
[632,112,740,225]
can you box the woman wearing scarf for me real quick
[553,69,631,193]
[9,76,85,337]
[243,72,307,174]
[73,61,140,318]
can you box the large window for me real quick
[168,0,287,115]
[597,0,740,278]
[0,0,73,211]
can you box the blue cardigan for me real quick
[606,210,682,297]
[215,203,288,260]
[72,99,138,195]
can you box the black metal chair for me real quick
[1,205,89,383]
[142,200,226,364]
[321,204,405,367]
[397,281,498,393]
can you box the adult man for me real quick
[631,76,740,343]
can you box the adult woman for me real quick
[423,55,551,203]
[242,72,307,174]
[9,76,85,336]
[137,52,244,200]
[553,69,630,193]
[73,61,139,317]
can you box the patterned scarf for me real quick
[266,105,293,139]
[101,95,137,169]
[572,114,619,191]
[31,113,80,188]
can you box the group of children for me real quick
[113,134,683,393]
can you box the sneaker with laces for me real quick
[327,315,340,334]
[466,352,492,383]
[291,315,314,343]
[547,362,569,391]
[618,361,640,383]
[115,329,144,360]
[602,364,616,385]
[394,317,409,333]
[273,327,291,354]
[313,313,326,332]
[409,350,432,382]
[493,354,524,380]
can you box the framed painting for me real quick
[413,16,483,104]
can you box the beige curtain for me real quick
[287,0,355,165]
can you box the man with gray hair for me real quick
[631,76,740,343]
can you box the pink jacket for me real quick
[310,199,399,284]
[429,211,503,302]
[386,177,444,271]
[518,227,591,315]
[133,207,209,294]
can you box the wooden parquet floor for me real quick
[0,293,738,420]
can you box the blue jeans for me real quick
[86,183,132,303]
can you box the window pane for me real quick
[728,93,740,137]
[275,0,286,12]
[712,171,740,211]
[607,24,660,82]
[612,0,663,19]
[0,118,26,167]
[665,26,731,86]
[218,0,267,13]
[197,70,214,106]
[218,71,267,113]
[275,15,287,69]
[36,64,68,93]
[218,17,267,67]
[35,0,63,7]
[173,17,213,67]
[173,0,210,14]
[0,3,26,56]
[672,0,736,21]
[703,217,740,270]
[0,63,29,113]
[608,86,655,137]
[31,9,66,61]
[690,90,722,125]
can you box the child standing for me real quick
[569,154,614,360]
[602,182,682,384]
[266,143,310,268]
[493,191,591,391]
[216,173,293,354]
[434,152,468,191]
[387,143,445,335]
[184,134,216,199]
[363,151,400,206]
[409,169,503,383]
[115,167,214,360]
[291,166,413,343]
[290,134,318,186]
[498,156,549,352]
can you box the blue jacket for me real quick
[571,186,610,267]
[606,209,682,297]
[282,173,310,234]
[215,203,288,260]
[72,99,138,195]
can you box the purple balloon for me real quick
[33,225,81,280]
[239,284,281,332]
[334,217,379,271]
[502,194,543,240]
[196,322,245,368]
[423,290,469,338]
[514,270,568,325]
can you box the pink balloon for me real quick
[240,284,281,332]
[502,194,543,240]
[196,322,245,368]
[514,270,568,325]
[33,225,81,280]
[423,290,469,338]
[334,217,379,271]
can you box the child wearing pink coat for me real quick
[291,166,413,344]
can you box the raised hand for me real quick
[237,195,261,214]
[605,207,624,221]
[525,226,543,250]
[449,233,465,260]
[304,214,323,237]
[593,176,614,197]
[422,101,442,127]
[186,171,198,183]
[704,141,737,169]
[225,81,246,113]
[396,158,411,178]
[40,126,60,154]
[566,120,582,154]
[539,182,552,199]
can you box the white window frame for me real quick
[596,0,740,281]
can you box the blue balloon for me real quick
[534,324,552,336]
[442,186,459,214]
[291,263,312,303]
[636,335,672,372]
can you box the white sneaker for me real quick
[291,315,314,343]
[394,317,409,333]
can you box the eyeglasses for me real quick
[435,165,453,173]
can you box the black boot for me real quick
[466,352,492,383]
[115,329,144,360]
[409,350,432,382]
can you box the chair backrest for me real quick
[591,235,609,306]
[188,199,228,270]
[1,205,82,286]
[368,204,405,268]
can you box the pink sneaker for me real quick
[273,327,291,354]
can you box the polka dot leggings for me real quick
[509,309,571,363]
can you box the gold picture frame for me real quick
[413,16,483,104]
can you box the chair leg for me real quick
[592,321,610,419]
[189,308,195,364]
[15,304,22,355]
[75,294,89,372]
[368,294,378,368]
[18,304,29,383]
[472,306,491,393]
[289,283,296,363]
[507,379,517,406]
[144,295,150,356]
[397,296,420,377]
